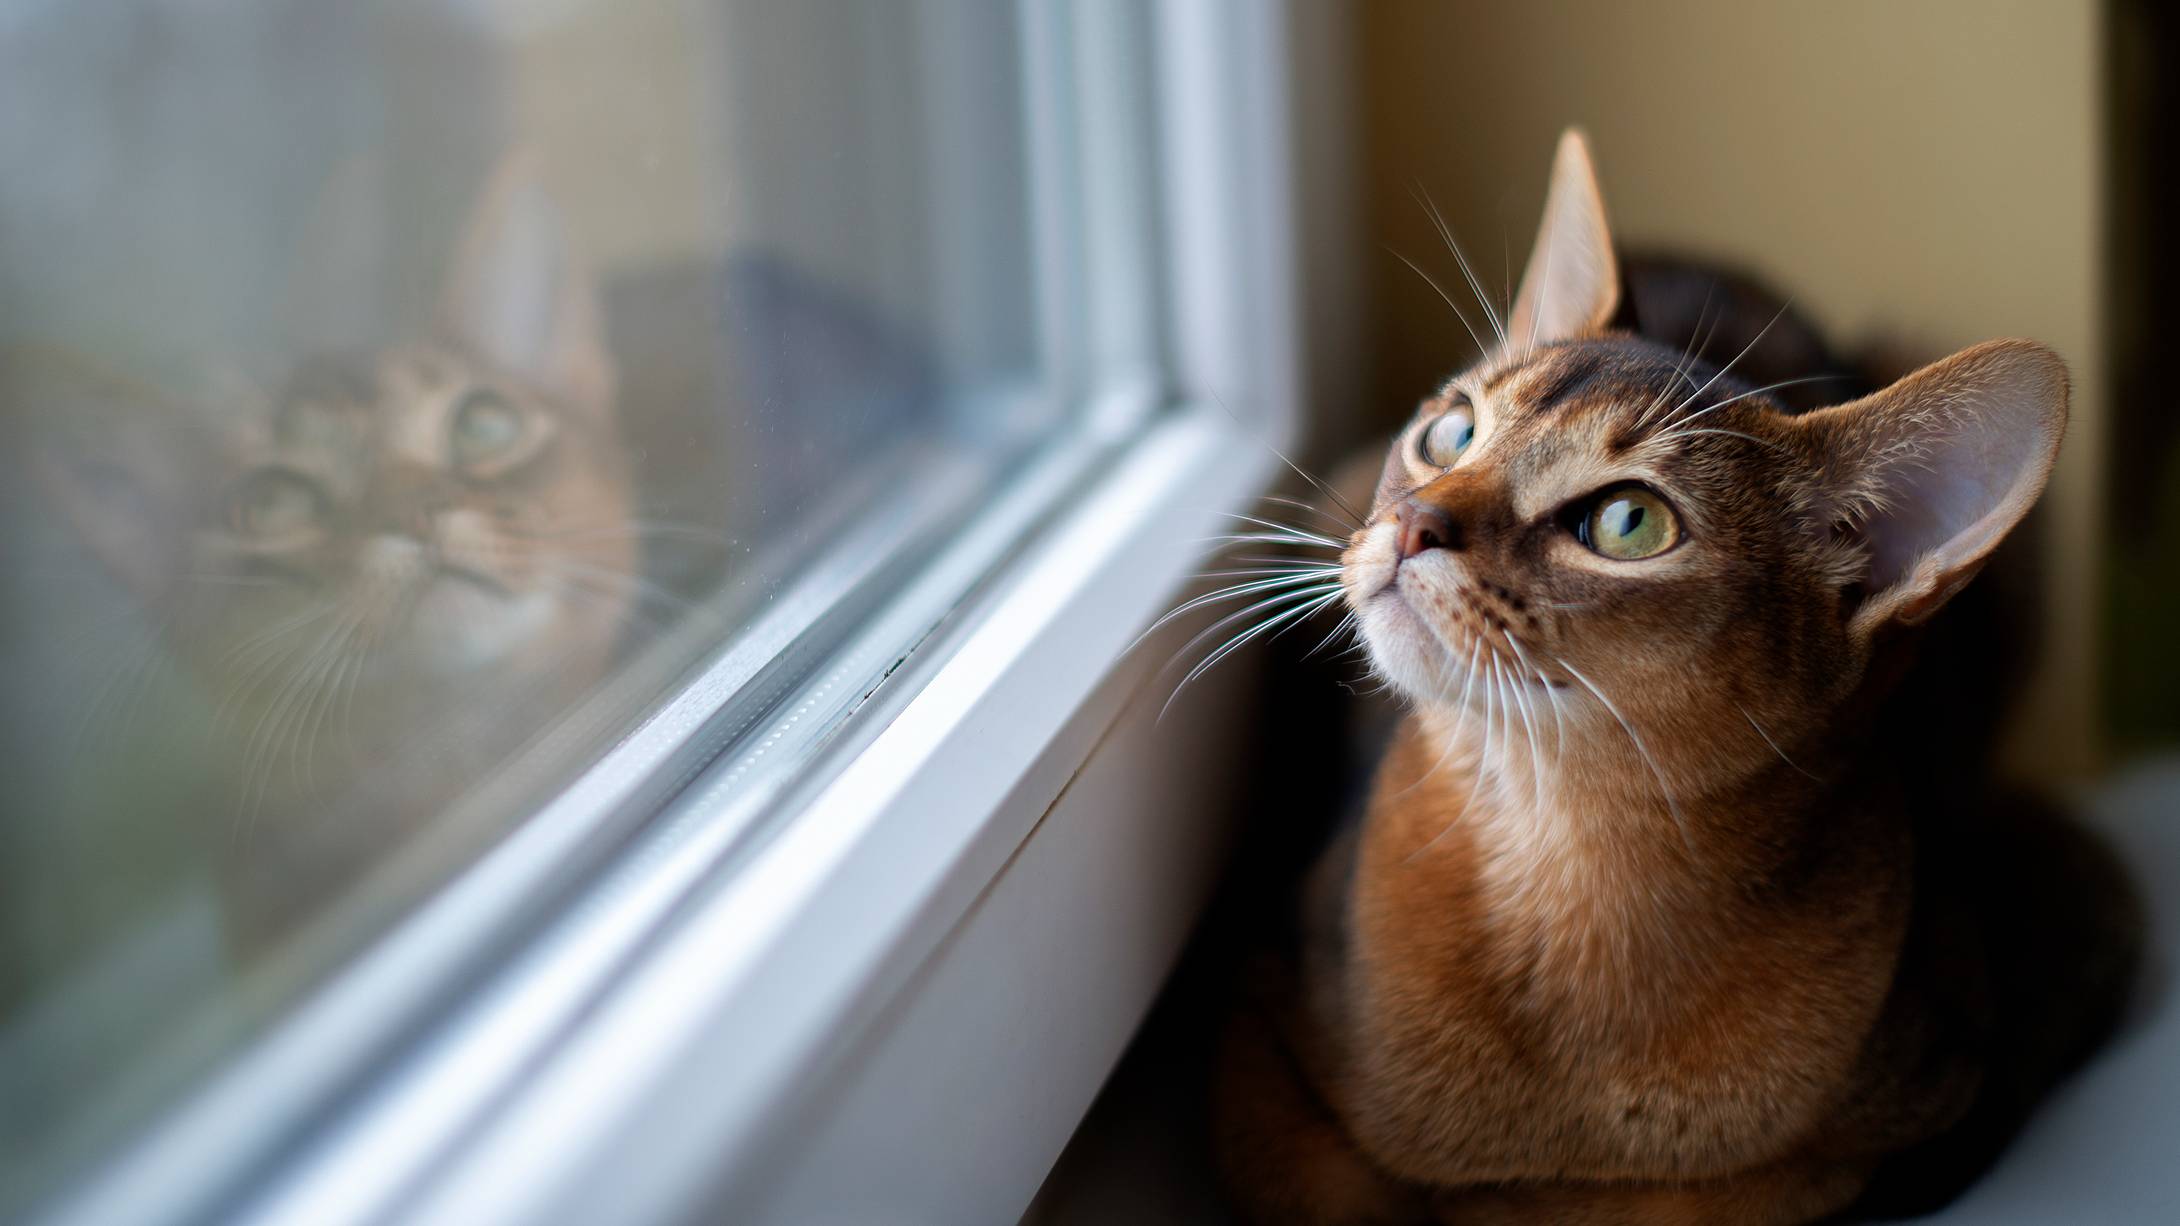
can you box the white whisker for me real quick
[1736,700,1819,781]
[1554,654,1695,859]
[1669,300,1793,419]
[1161,588,1344,718]
[1390,246,1488,356]
[1415,184,1506,344]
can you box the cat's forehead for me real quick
[1458,337,1705,429]
[265,345,483,463]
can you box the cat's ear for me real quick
[1507,128,1620,351]
[1795,339,2067,631]
[17,349,210,603]
[437,150,616,415]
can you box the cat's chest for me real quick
[1325,770,1903,1183]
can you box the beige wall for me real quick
[1353,0,2104,776]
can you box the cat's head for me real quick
[37,152,633,722]
[1345,130,2066,804]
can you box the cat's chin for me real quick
[1357,587,1463,705]
[409,574,559,671]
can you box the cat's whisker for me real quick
[1303,609,1360,661]
[1395,638,1482,817]
[68,631,175,761]
[1160,587,1344,720]
[268,610,360,802]
[1658,427,1787,454]
[552,577,683,639]
[1501,650,1545,800]
[1475,645,1498,794]
[1261,493,1363,535]
[516,518,737,548]
[1500,230,1513,326]
[179,573,292,588]
[1220,513,1349,549]
[1553,654,1696,859]
[1202,388,1371,532]
[210,604,340,734]
[1199,564,1344,581]
[1526,225,1557,360]
[1735,700,1819,781]
[1501,628,1566,760]
[1199,532,1344,553]
[1413,182,1507,345]
[541,558,713,621]
[234,611,355,840]
[290,612,369,798]
[1154,583,1347,674]
[1389,246,1488,358]
[1134,572,1344,651]
[1669,300,1793,420]
[1651,374,1850,442]
[1412,641,1499,859]
[1637,286,1723,429]
[1221,553,1344,570]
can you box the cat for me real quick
[1209,130,2139,1224]
[26,152,642,938]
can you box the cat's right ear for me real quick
[1506,128,1621,352]
[437,150,616,416]
[1794,339,2067,633]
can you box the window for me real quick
[2,1,1292,1222]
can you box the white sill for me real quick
[371,404,1273,1225]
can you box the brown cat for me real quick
[28,153,637,934]
[1212,131,2137,1224]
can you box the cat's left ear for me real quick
[437,150,616,415]
[1795,339,2068,632]
[1506,128,1620,351]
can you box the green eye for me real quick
[1418,405,1476,467]
[1578,486,1679,560]
[230,469,327,539]
[451,390,524,467]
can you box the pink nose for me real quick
[1394,498,1461,560]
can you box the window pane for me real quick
[0,0,1067,1209]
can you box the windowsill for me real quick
[88,401,1274,1226]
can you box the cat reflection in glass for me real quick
[33,155,642,935]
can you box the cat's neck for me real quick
[1370,704,1864,998]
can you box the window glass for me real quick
[0,0,1064,1209]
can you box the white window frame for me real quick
[34,2,1303,1223]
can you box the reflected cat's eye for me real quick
[1418,403,1476,467]
[451,390,524,468]
[228,469,327,540]
[1576,485,1679,559]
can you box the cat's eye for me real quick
[1575,485,1680,560]
[229,468,327,540]
[1417,403,1476,467]
[451,390,525,468]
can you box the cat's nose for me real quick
[1394,498,1462,560]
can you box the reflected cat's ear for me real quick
[1795,339,2067,631]
[1507,128,1620,351]
[437,150,616,415]
[17,349,208,602]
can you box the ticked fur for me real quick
[1213,131,2130,1225]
